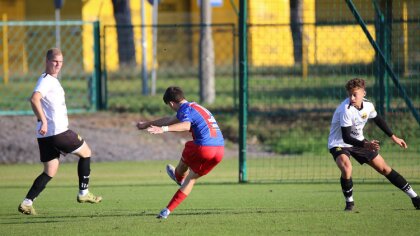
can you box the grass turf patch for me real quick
[1,160,419,235]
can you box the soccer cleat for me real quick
[77,192,102,203]
[166,164,182,186]
[156,208,170,219]
[18,203,37,215]
[411,196,420,210]
[344,201,354,211]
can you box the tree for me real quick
[111,0,136,66]
[290,0,303,64]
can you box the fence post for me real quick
[2,14,9,85]
[346,0,420,126]
[239,0,248,183]
[93,20,104,110]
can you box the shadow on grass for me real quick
[0,207,343,225]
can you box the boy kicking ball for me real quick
[136,86,224,219]
[328,78,420,211]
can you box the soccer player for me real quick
[18,48,102,215]
[136,86,224,219]
[328,78,420,211]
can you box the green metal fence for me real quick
[102,23,237,113]
[0,20,101,115]
[1,3,419,184]
[242,0,420,183]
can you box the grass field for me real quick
[1,159,419,235]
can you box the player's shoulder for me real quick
[335,98,350,112]
[362,98,375,109]
[178,102,192,113]
[38,73,56,82]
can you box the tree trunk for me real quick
[290,0,303,64]
[199,0,215,104]
[112,0,136,67]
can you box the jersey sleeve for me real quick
[176,106,191,123]
[33,76,52,97]
[368,104,377,119]
[340,108,353,127]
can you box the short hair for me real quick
[46,48,62,60]
[345,78,365,91]
[163,86,185,104]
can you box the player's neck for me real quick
[353,102,363,110]
[45,71,59,78]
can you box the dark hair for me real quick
[345,78,365,91]
[46,48,62,60]
[163,86,185,104]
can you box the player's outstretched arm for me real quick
[390,135,408,149]
[136,116,178,130]
[147,121,191,134]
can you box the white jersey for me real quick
[33,73,69,138]
[327,98,377,149]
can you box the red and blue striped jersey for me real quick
[176,102,224,146]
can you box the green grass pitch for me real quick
[0,159,418,235]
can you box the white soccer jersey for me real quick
[327,98,377,149]
[33,73,69,138]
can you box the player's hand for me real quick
[364,140,380,152]
[147,125,165,134]
[38,122,47,136]
[136,121,149,130]
[391,135,408,149]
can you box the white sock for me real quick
[405,187,417,198]
[23,198,33,206]
[345,196,354,202]
[79,189,88,196]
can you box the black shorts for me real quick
[329,146,378,165]
[37,130,85,162]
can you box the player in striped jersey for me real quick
[328,78,420,211]
[136,86,224,219]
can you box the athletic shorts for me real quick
[37,129,85,162]
[181,141,224,176]
[329,146,378,165]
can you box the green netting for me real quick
[0,21,98,115]
[245,0,420,183]
[102,23,237,112]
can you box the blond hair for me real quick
[46,48,62,60]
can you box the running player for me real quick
[136,86,224,219]
[328,78,420,211]
[18,48,102,215]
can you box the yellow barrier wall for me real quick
[83,0,153,72]
[0,0,25,77]
[1,0,419,73]
[190,0,238,67]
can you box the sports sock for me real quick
[22,198,33,206]
[340,177,354,202]
[26,172,52,201]
[79,189,89,196]
[78,157,91,191]
[386,169,418,198]
[167,189,188,211]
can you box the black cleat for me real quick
[411,196,420,210]
[344,201,354,211]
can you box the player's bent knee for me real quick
[75,142,91,158]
